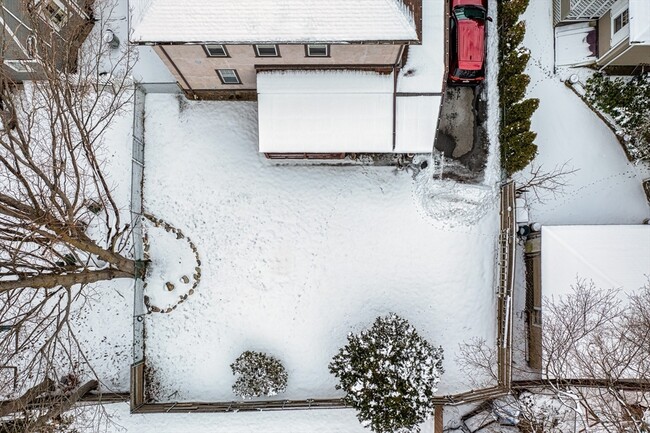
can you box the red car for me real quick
[449,0,489,85]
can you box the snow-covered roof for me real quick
[257,70,394,153]
[394,96,440,153]
[541,225,650,298]
[629,0,650,45]
[130,0,418,43]
[396,0,445,93]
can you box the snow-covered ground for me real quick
[70,100,135,394]
[515,1,650,225]
[141,93,500,402]
[88,402,370,433]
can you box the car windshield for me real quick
[454,5,486,21]
[453,68,481,79]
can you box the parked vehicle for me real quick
[449,0,488,86]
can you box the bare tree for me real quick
[457,280,650,433]
[0,0,136,430]
[0,0,137,293]
[458,337,498,389]
[515,162,579,205]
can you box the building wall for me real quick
[596,0,650,68]
[154,44,404,92]
[2,0,94,81]
[598,43,650,67]
[598,10,613,55]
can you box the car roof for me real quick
[455,15,485,70]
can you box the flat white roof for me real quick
[131,0,417,43]
[257,70,394,154]
[396,0,445,93]
[541,225,650,299]
[393,0,444,154]
[394,96,440,153]
[630,0,650,45]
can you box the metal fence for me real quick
[130,85,147,409]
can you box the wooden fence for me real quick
[127,104,518,415]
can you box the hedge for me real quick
[498,0,538,176]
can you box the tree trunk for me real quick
[0,377,54,417]
[34,380,98,428]
[0,268,134,292]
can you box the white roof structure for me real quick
[257,70,394,153]
[629,0,650,45]
[394,96,439,153]
[394,0,445,153]
[541,225,650,298]
[130,0,417,43]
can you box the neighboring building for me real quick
[0,0,95,81]
[554,0,617,25]
[130,0,445,156]
[525,224,650,370]
[554,0,650,69]
[595,0,650,69]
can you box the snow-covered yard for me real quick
[517,1,650,224]
[141,93,500,402]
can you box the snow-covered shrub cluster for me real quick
[230,351,288,399]
[329,314,444,433]
[498,0,539,176]
[585,73,650,161]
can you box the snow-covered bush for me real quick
[230,351,288,399]
[329,314,444,433]
[585,73,650,130]
[585,73,650,161]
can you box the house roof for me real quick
[130,0,418,43]
[541,225,650,299]
[629,0,650,45]
[257,70,395,154]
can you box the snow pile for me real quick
[414,159,499,226]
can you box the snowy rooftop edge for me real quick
[541,225,650,298]
[630,0,650,45]
[130,0,418,43]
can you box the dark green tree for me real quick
[329,314,444,433]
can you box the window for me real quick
[204,44,228,57]
[3,60,37,73]
[306,44,329,57]
[217,69,241,84]
[254,44,279,57]
[613,8,629,33]
[41,0,68,30]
